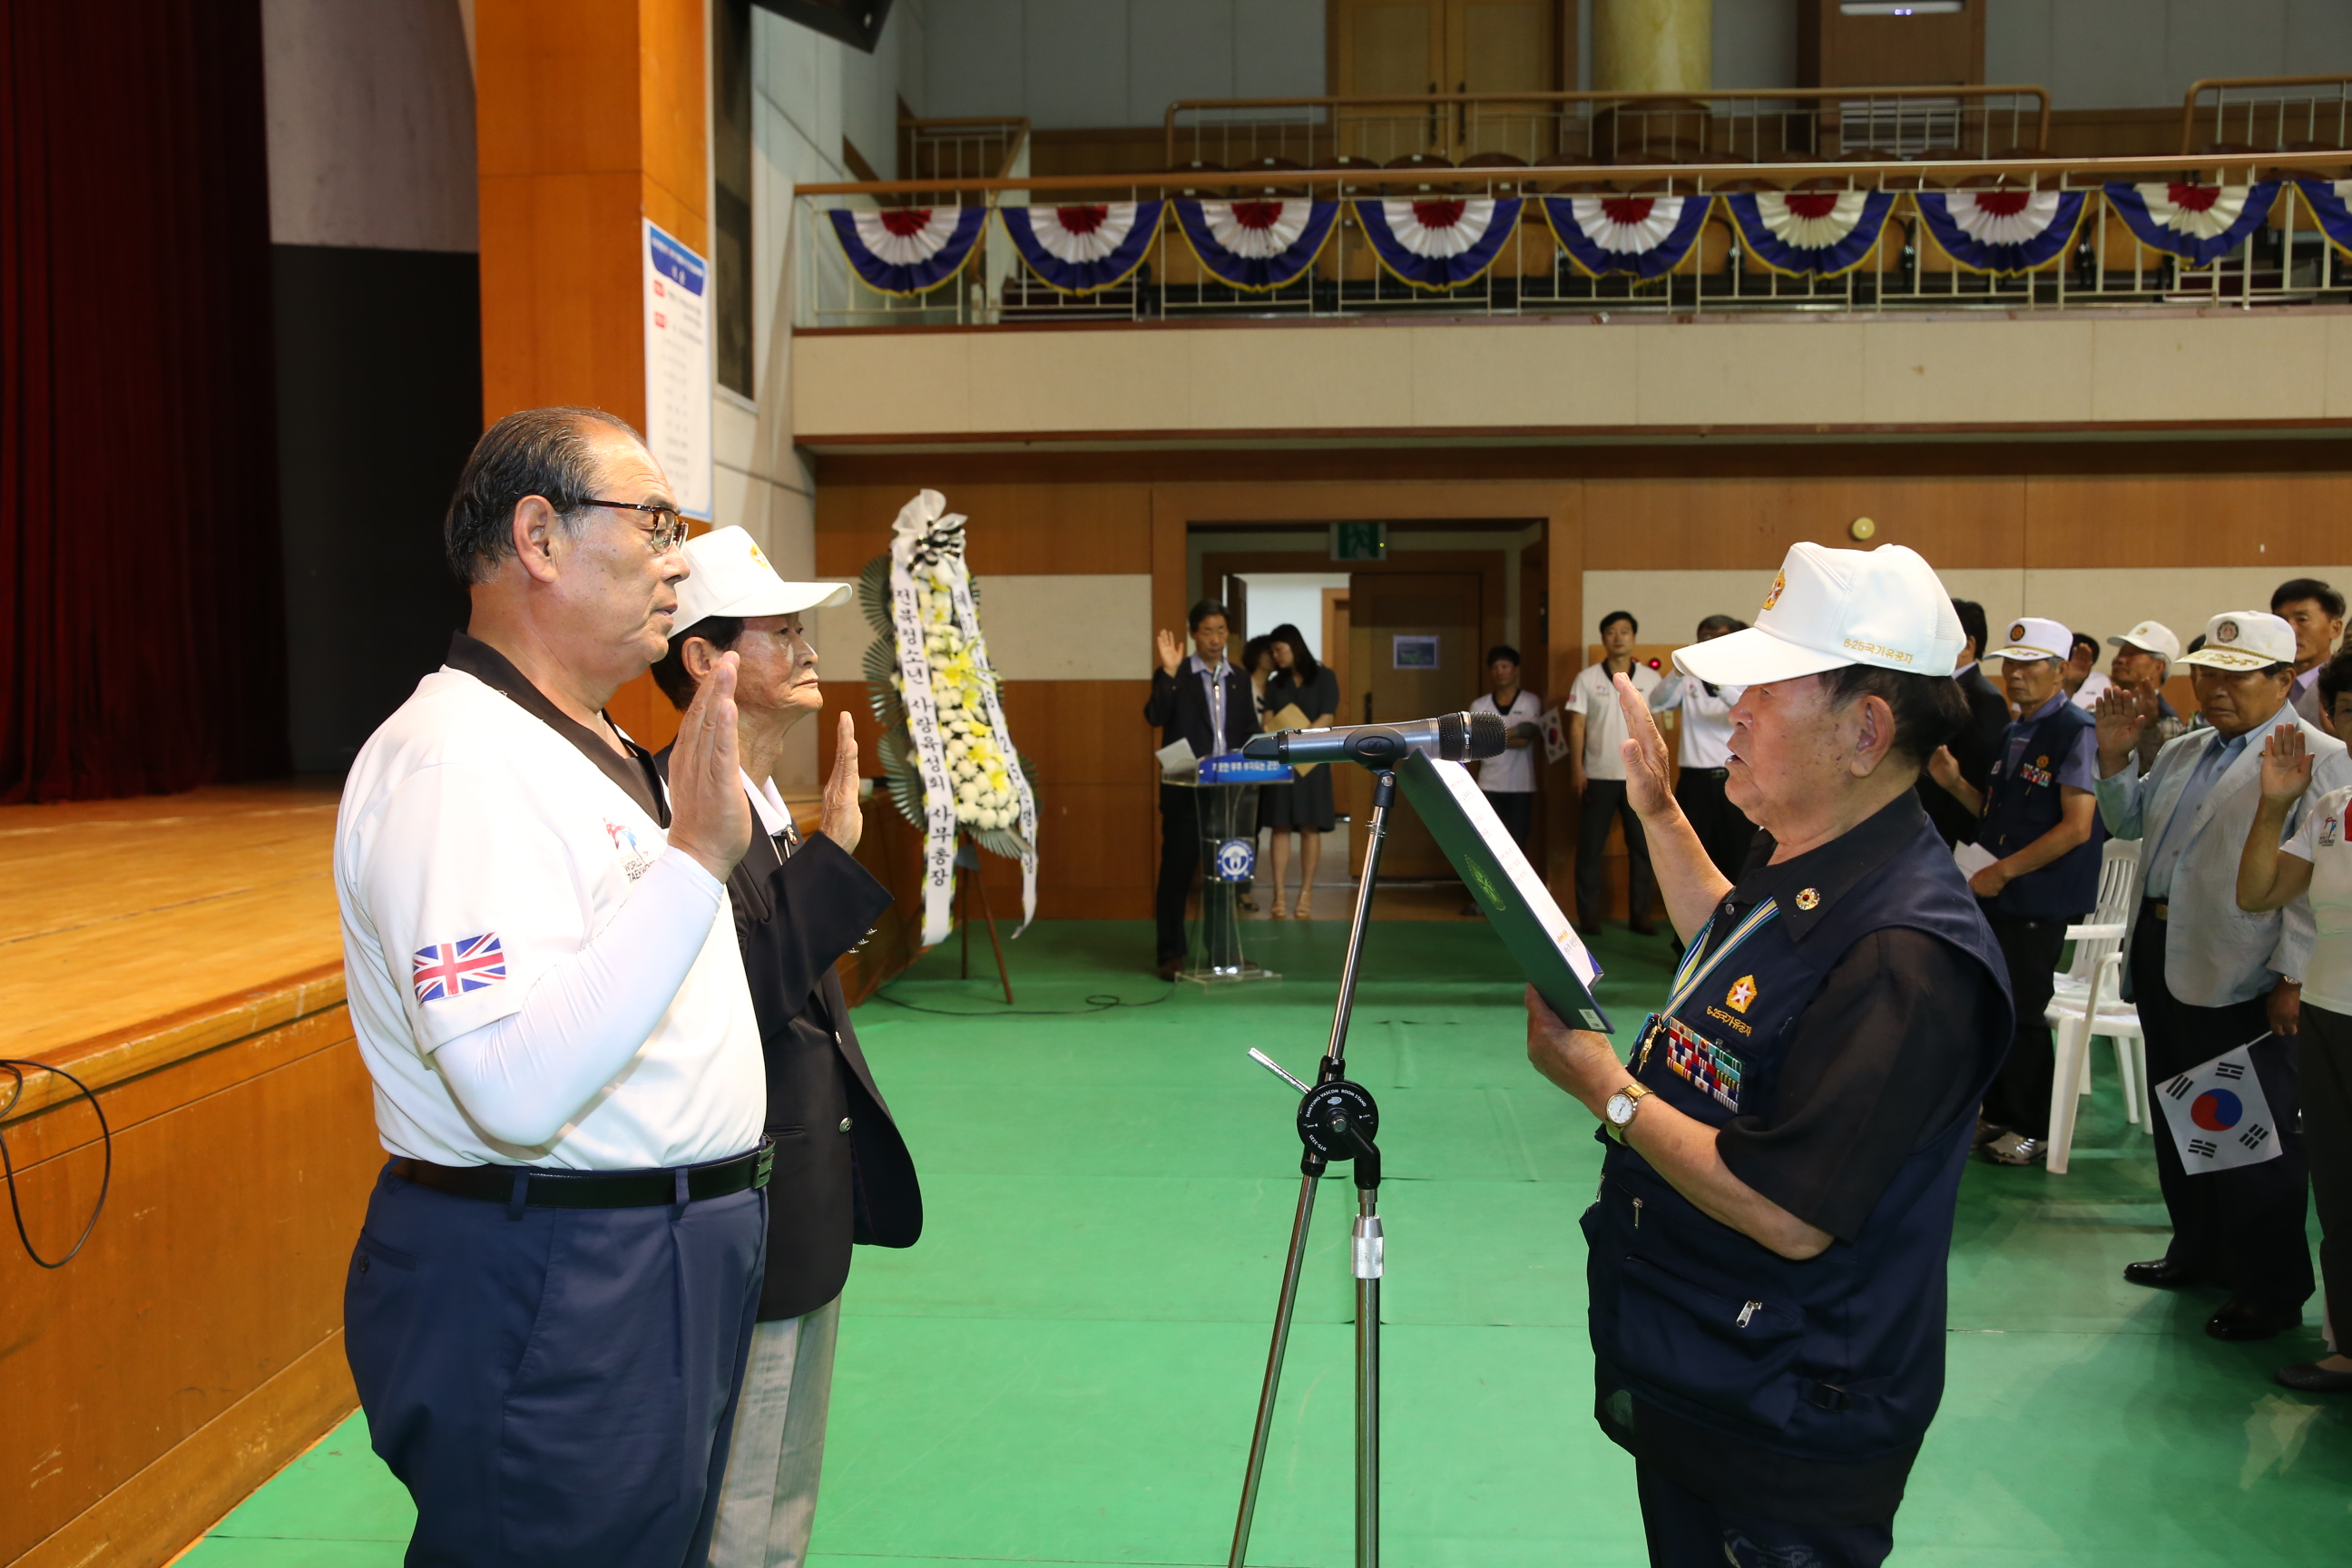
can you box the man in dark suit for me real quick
[652,526,921,1568]
[1921,598,2013,848]
[1145,599,1259,978]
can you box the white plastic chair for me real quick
[2043,839,2145,1174]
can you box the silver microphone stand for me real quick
[1229,764,1396,1568]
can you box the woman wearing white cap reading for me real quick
[1525,542,2011,1568]
[2093,611,2350,1343]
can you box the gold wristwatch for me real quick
[1604,1082,1652,1142]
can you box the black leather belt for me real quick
[1697,767,1730,779]
[2143,896,2169,922]
[392,1139,772,1210]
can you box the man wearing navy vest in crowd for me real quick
[1926,616,2104,1167]
[2094,611,2350,1340]
[1525,542,2012,1568]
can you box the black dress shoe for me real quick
[2273,1360,2352,1393]
[1155,956,1182,982]
[1627,919,1660,937]
[2122,1257,2210,1289]
[2206,1298,2302,1341]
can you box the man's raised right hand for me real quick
[1154,628,1183,676]
[666,652,753,881]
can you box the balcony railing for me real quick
[2180,75,2352,155]
[792,150,2352,331]
[1162,85,2053,170]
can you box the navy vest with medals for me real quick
[1583,802,2009,1471]
[1976,698,2102,918]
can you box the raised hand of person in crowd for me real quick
[1927,745,1963,793]
[818,709,864,854]
[2259,723,2316,805]
[666,651,753,881]
[2092,685,2155,774]
[1154,627,1183,676]
[1613,671,1676,820]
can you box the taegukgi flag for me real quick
[2155,1035,2283,1174]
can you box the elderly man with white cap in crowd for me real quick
[2105,620,2186,774]
[1927,616,2105,1167]
[1525,542,2012,1568]
[2095,611,2351,1342]
[649,528,923,1568]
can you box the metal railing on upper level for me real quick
[1163,85,2053,171]
[2180,75,2352,155]
[792,149,2352,332]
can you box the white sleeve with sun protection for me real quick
[431,847,725,1149]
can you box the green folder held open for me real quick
[1396,750,1613,1035]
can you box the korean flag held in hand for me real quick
[2157,1036,2283,1173]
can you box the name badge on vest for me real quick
[1636,1012,1745,1113]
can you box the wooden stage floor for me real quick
[0,781,345,1064]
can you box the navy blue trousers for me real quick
[1637,1464,1894,1568]
[345,1161,767,1568]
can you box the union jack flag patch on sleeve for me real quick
[412,933,507,1003]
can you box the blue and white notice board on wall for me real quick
[642,220,713,521]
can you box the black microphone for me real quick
[1243,711,1506,767]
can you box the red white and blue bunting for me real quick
[1540,194,1710,279]
[2102,182,2278,268]
[1723,190,1898,278]
[1913,188,2088,275]
[1171,198,1338,290]
[1352,196,1524,289]
[828,206,988,296]
[2294,179,2352,260]
[1000,201,1165,294]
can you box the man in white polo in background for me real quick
[1648,613,1758,887]
[1569,610,1663,936]
[338,407,766,1568]
[2094,610,2351,1341]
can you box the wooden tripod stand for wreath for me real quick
[955,834,1014,1004]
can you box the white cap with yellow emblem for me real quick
[1985,616,2071,663]
[1674,541,1965,687]
[2177,611,2297,672]
[672,525,851,629]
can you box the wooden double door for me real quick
[1329,0,1571,161]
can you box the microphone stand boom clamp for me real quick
[1227,714,1503,1568]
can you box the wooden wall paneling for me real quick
[814,482,1154,577]
[3,1028,379,1566]
[2022,472,2352,569]
[1546,505,1582,899]
[1582,475,2028,573]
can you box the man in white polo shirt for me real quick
[337,407,767,1568]
[1569,610,1663,936]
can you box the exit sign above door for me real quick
[1331,522,1388,561]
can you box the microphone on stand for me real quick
[1243,710,1507,768]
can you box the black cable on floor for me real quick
[867,983,1181,1018]
[0,1058,113,1269]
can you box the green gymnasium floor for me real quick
[179,919,2347,1567]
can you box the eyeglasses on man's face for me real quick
[575,496,687,554]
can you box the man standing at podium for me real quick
[1147,600,1257,979]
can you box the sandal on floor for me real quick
[1295,893,1314,918]
[1270,897,1289,919]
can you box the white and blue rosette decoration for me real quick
[1913,188,2089,274]
[860,491,1040,947]
[1540,193,1710,279]
[1352,196,1524,289]
[827,206,988,296]
[1722,190,1898,278]
[2293,179,2352,261]
[1171,198,1339,290]
[1000,201,1166,294]
[2102,181,2279,267]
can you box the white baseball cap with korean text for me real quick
[1674,542,1965,687]
[672,525,850,631]
[2177,611,2296,671]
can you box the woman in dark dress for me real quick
[1261,623,1340,917]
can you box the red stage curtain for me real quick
[3,1,289,801]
